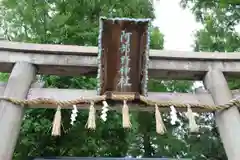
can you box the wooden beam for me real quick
[0,82,216,112]
[0,82,240,112]
[204,68,240,160]
[0,62,36,160]
[0,85,213,112]
[0,83,227,112]
[1,41,240,59]
[27,88,215,112]
[23,88,240,112]
[1,41,240,80]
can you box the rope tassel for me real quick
[186,104,199,133]
[51,105,61,136]
[122,100,131,128]
[86,101,96,130]
[155,104,166,135]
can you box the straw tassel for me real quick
[86,101,96,130]
[155,104,166,135]
[51,105,61,136]
[186,104,199,133]
[122,100,131,128]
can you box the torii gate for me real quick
[0,17,240,160]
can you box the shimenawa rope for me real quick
[0,94,239,111]
[1,95,240,136]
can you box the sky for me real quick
[152,0,204,88]
[152,0,240,51]
[152,0,239,88]
[152,0,203,51]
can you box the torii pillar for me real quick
[204,68,240,160]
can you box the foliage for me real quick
[193,12,240,52]
[181,0,240,53]
[0,73,9,82]
[188,0,240,91]
[150,27,164,49]
[180,0,240,159]
[180,0,240,28]
[0,0,154,44]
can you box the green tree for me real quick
[180,0,240,159]
[189,1,240,90]
[194,14,240,52]
[180,0,240,28]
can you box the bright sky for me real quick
[152,0,203,51]
[152,0,240,88]
[152,0,240,51]
[152,0,204,88]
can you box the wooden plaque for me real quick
[96,17,150,96]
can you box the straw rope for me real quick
[0,94,239,111]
